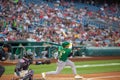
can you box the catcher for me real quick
[13,45,51,80]
[13,51,34,80]
[12,44,34,80]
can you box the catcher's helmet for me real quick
[24,49,33,60]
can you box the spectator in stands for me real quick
[0,0,119,47]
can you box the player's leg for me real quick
[0,65,5,77]
[65,60,83,80]
[42,60,66,79]
[65,59,77,74]
[46,60,66,74]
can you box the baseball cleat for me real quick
[41,72,46,80]
[74,74,83,80]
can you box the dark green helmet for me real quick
[62,42,70,47]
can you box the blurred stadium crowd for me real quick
[0,0,120,47]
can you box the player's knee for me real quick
[71,62,75,67]
[55,71,61,74]
[56,72,59,74]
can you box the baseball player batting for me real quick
[41,41,83,80]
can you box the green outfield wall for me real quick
[85,47,120,56]
[0,41,120,60]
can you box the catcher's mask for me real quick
[24,50,33,63]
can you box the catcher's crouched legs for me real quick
[13,70,34,80]
[22,70,34,80]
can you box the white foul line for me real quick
[65,63,120,68]
[86,75,120,80]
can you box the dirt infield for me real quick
[0,56,120,80]
[1,72,120,80]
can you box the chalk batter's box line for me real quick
[86,75,120,80]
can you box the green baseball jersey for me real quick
[58,46,71,62]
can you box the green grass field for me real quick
[4,59,120,75]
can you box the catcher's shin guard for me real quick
[22,70,34,80]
